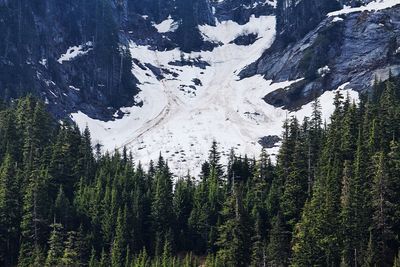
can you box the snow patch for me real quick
[39,59,48,68]
[58,42,93,64]
[318,65,331,77]
[294,84,358,123]
[200,15,274,44]
[69,85,80,92]
[328,0,400,17]
[332,17,344,23]
[153,16,178,33]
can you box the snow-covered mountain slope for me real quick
[71,15,358,175]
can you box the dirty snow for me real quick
[72,15,358,176]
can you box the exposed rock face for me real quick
[241,5,400,110]
[230,33,259,46]
[258,135,281,148]
[276,0,341,43]
[0,0,220,119]
[193,0,215,25]
[0,0,143,119]
[341,0,375,7]
[213,0,275,24]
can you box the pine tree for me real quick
[352,130,372,265]
[173,176,194,251]
[151,167,173,256]
[393,250,400,267]
[54,185,70,226]
[188,179,209,254]
[0,110,20,161]
[308,98,323,192]
[208,140,223,179]
[45,223,64,267]
[216,184,251,267]
[124,245,131,267]
[162,235,172,267]
[61,231,81,266]
[294,91,345,266]
[340,160,356,266]
[18,168,50,267]
[99,248,109,267]
[292,200,319,266]
[88,248,98,267]
[250,214,266,267]
[267,214,290,266]
[111,208,127,267]
[135,248,149,267]
[364,232,376,267]
[371,152,395,266]
[76,126,95,184]
[281,136,308,229]
[0,154,20,266]
[388,140,400,251]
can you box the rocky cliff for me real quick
[276,0,341,44]
[1,0,400,120]
[241,2,400,110]
[0,0,221,119]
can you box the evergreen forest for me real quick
[1,77,400,266]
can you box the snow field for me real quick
[72,15,358,176]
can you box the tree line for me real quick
[1,76,400,266]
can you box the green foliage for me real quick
[45,223,64,267]
[216,184,251,267]
[1,77,400,266]
[0,154,20,266]
[61,231,82,266]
